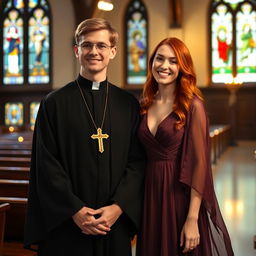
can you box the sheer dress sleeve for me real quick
[179,97,234,256]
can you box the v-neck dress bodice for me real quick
[137,113,186,256]
[143,113,184,162]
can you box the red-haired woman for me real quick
[136,37,234,256]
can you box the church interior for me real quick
[0,0,255,255]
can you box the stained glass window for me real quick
[211,4,233,83]
[5,102,24,126]
[211,0,256,84]
[1,0,51,86]
[3,9,24,84]
[236,2,256,82]
[30,102,40,128]
[125,0,148,87]
[29,8,50,83]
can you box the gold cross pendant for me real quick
[91,128,109,153]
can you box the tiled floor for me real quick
[213,140,256,256]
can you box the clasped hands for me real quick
[72,204,122,235]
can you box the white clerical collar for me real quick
[92,81,100,90]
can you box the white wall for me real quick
[50,0,76,89]
[182,0,210,87]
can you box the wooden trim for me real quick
[170,0,182,28]
[71,0,98,26]
[0,197,27,204]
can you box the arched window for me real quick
[0,0,51,130]
[125,0,148,88]
[210,0,256,84]
[1,0,51,86]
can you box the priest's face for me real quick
[152,44,180,87]
[74,29,117,81]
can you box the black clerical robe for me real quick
[24,76,145,256]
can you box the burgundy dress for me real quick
[137,98,234,256]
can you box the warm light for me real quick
[224,200,244,217]
[31,125,35,131]
[236,201,244,216]
[225,200,233,216]
[214,129,219,135]
[18,136,24,143]
[225,75,243,85]
[9,126,14,132]
[97,0,114,11]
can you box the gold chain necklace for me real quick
[76,79,109,153]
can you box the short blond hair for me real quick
[75,18,118,46]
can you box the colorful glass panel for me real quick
[3,9,24,84]
[126,0,148,85]
[29,0,38,10]
[14,0,24,11]
[211,4,233,83]
[223,0,243,3]
[214,0,244,9]
[5,102,24,126]
[236,3,256,82]
[30,102,40,127]
[4,0,12,12]
[41,0,48,10]
[224,0,244,9]
[28,8,50,84]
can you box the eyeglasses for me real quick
[77,42,112,52]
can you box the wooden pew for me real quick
[0,167,30,180]
[0,157,31,167]
[0,144,32,151]
[0,179,29,198]
[0,132,32,242]
[0,150,31,158]
[209,124,231,165]
[0,131,33,141]
[0,203,10,256]
[0,198,27,241]
[0,133,32,151]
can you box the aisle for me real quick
[213,140,256,256]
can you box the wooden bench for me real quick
[0,131,33,140]
[0,144,32,150]
[0,198,27,241]
[0,203,10,256]
[0,150,31,158]
[0,167,30,180]
[0,157,31,167]
[209,125,231,165]
[0,179,29,198]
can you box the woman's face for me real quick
[152,44,180,87]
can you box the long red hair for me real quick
[140,37,203,129]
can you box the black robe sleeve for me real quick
[24,96,84,246]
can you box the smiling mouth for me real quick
[157,71,171,76]
[87,58,102,62]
